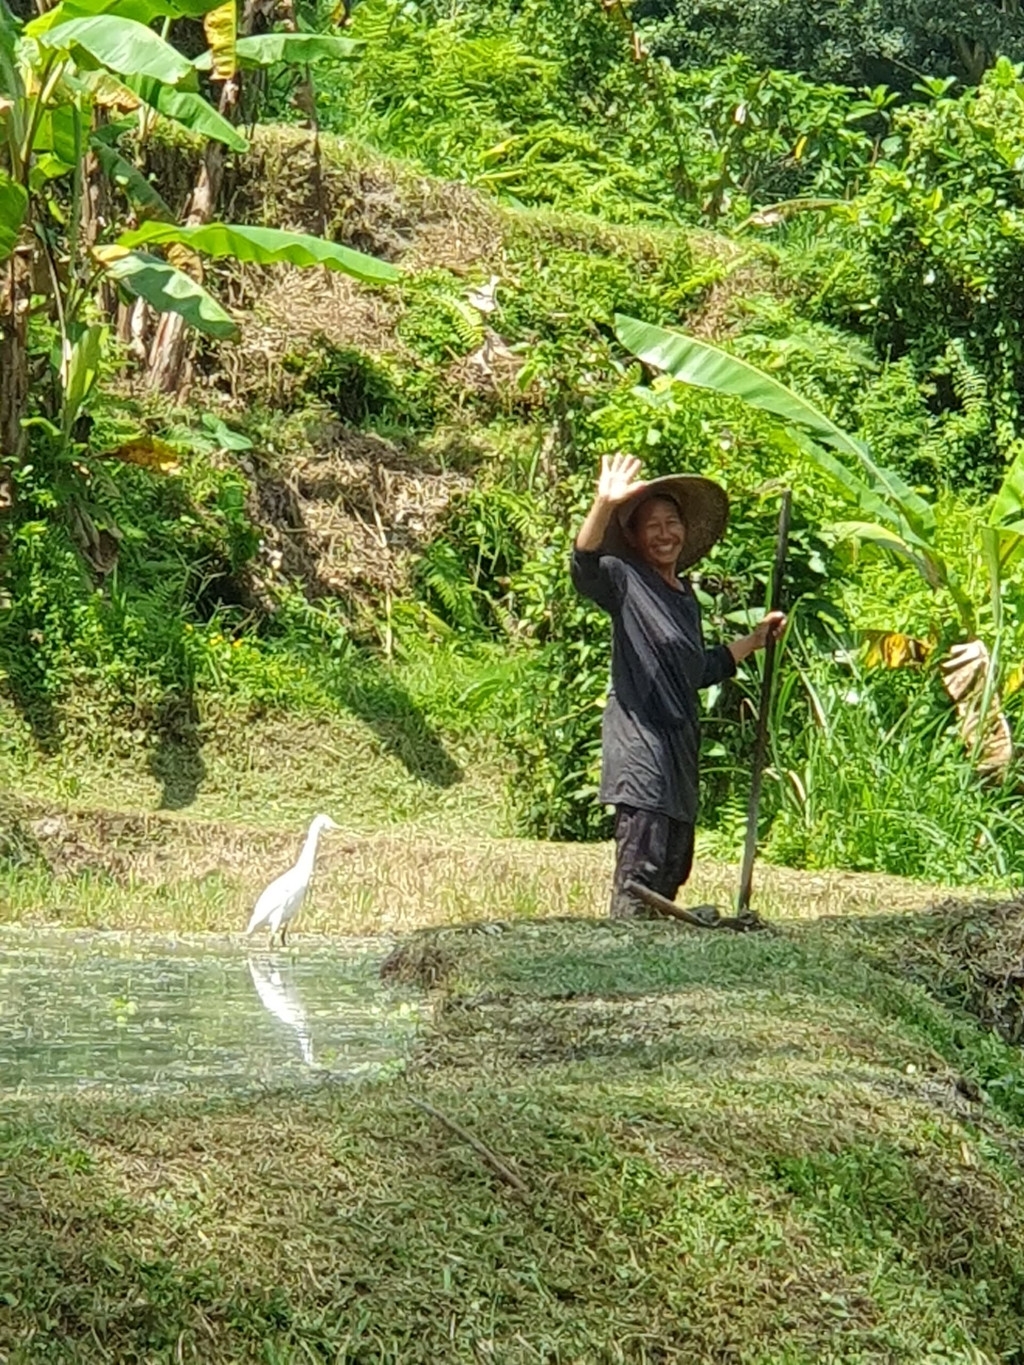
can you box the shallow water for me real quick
[0,928,419,1098]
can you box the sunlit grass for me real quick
[6,915,1024,1362]
[0,802,960,936]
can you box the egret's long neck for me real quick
[296,824,324,876]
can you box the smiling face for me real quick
[627,495,686,571]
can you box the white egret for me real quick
[245,813,339,948]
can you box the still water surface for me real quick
[0,928,419,1097]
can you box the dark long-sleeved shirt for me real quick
[571,548,736,822]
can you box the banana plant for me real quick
[614,312,1024,773]
[0,0,392,478]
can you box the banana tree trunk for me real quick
[145,0,282,394]
[0,247,30,501]
[82,115,118,321]
[145,77,240,394]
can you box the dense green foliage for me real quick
[635,0,1024,89]
[4,0,1024,883]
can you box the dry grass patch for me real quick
[834,893,1024,1049]
[0,797,963,937]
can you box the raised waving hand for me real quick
[596,453,646,506]
[575,453,647,552]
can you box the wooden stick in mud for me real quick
[412,1098,529,1197]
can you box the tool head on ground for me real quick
[600,474,729,572]
[625,880,769,932]
[626,880,721,927]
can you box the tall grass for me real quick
[760,637,1024,884]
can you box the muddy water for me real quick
[0,929,420,1097]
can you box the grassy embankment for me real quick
[6,894,1024,1361]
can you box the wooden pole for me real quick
[736,489,792,916]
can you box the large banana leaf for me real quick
[984,444,1024,577]
[831,521,943,588]
[26,0,222,34]
[0,171,27,263]
[990,443,1024,536]
[615,313,935,539]
[785,428,907,537]
[90,137,173,220]
[0,0,24,143]
[40,16,199,87]
[61,323,106,437]
[32,105,80,164]
[123,76,248,151]
[118,221,401,285]
[194,31,361,70]
[94,245,240,339]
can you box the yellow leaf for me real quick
[88,73,141,111]
[793,134,808,161]
[90,244,130,266]
[940,640,1014,778]
[203,0,237,81]
[167,242,203,279]
[1005,664,1024,697]
[862,630,931,669]
[107,436,181,475]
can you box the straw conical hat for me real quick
[600,474,729,572]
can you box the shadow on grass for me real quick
[0,662,62,757]
[0,796,48,871]
[331,663,462,789]
[146,689,208,811]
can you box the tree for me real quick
[633,0,1024,89]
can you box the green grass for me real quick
[6,915,1024,1362]
[0,686,503,837]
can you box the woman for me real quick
[571,453,785,919]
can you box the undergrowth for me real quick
[5,9,1024,887]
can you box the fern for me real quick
[398,276,485,362]
[920,338,995,493]
[439,297,485,355]
[416,541,482,632]
[947,338,989,422]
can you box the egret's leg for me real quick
[281,925,288,948]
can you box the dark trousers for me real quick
[610,805,695,919]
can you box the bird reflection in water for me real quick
[247,958,315,1066]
